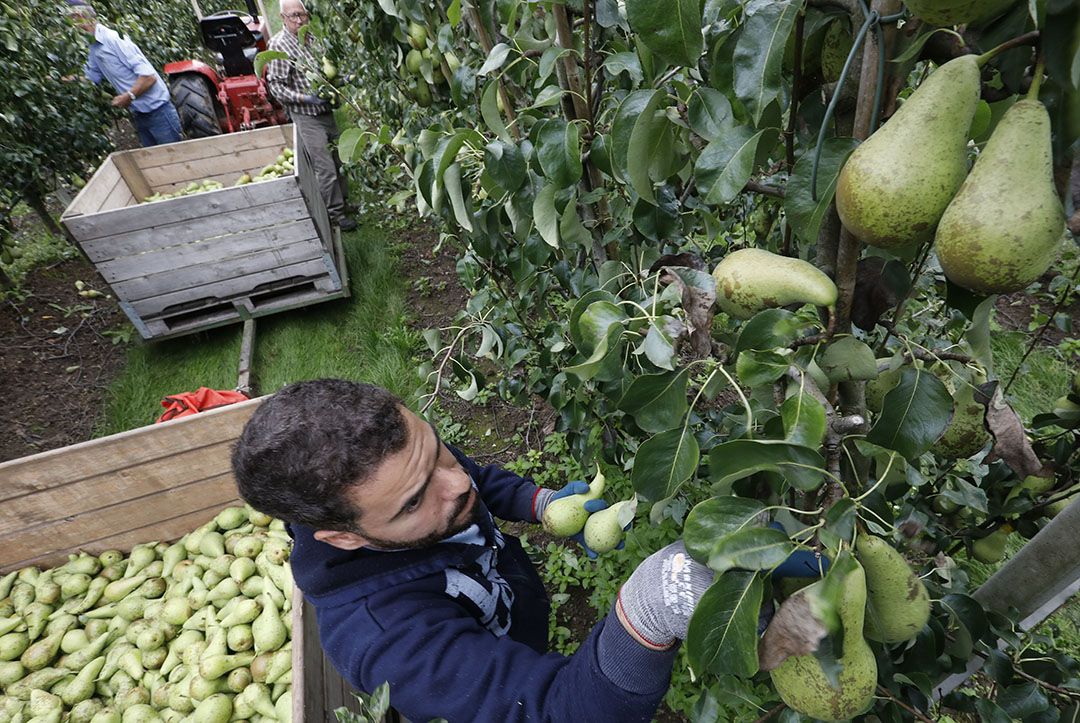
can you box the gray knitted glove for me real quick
[615,541,714,650]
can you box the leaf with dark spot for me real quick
[850,256,908,331]
[981,382,1054,479]
[758,589,828,671]
[660,267,716,359]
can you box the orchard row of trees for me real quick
[301,0,1080,719]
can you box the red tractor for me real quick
[164,0,287,137]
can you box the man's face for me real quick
[319,406,480,550]
[67,12,95,35]
[280,4,309,35]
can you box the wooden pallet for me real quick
[0,398,371,721]
[61,125,348,342]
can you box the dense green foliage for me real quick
[291,0,1080,719]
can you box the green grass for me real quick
[96,211,421,435]
[989,329,1072,423]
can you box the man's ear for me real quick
[313,529,369,550]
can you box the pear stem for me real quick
[1027,59,1045,100]
[975,30,1040,67]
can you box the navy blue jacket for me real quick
[288,447,676,722]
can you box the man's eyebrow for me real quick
[389,422,442,522]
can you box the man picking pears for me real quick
[231,379,714,722]
[265,0,355,231]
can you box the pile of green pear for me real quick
[770,536,931,721]
[541,468,637,554]
[141,148,295,204]
[0,505,294,723]
[836,52,1065,294]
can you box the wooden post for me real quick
[237,318,256,396]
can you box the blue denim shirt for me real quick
[84,24,171,113]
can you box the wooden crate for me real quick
[60,125,349,342]
[0,398,371,721]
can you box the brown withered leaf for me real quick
[758,591,828,671]
[659,267,716,359]
[980,382,1054,479]
[649,252,707,273]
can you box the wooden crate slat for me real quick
[64,179,304,243]
[129,124,292,170]
[129,257,337,317]
[112,237,325,302]
[0,441,238,536]
[0,474,238,571]
[97,219,318,283]
[102,173,136,210]
[78,192,307,262]
[296,139,334,251]
[0,397,263,498]
[142,145,291,190]
[1,502,240,574]
[65,157,121,217]
[137,277,349,341]
[112,152,153,202]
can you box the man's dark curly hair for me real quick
[231,379,408,531]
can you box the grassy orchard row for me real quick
[0,505,295,723]
[308,0,1079,719]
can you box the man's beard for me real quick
[361,488,482,550]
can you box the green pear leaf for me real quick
[708,440,825,493]
[618,369,690,433]
[734,309,808,352]
[780,392,827,447]
[866,366,953,460]
[631,428,700,501]
[784,137,859,245]
[695,127,766,206]
[683,497,766,563]
[535,119,583,189]
[483,140,526,193]
[733,0,803,125]
[625,0,704,68]
[708,527,794,573]
[688,87,734,142]
[686,570,763,678]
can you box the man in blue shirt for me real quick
[67,2,182,147]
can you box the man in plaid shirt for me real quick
[266,0,355,231]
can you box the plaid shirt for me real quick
[266,29,329,117]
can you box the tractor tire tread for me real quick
[170,74,222,138]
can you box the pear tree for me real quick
[314,0,1080,719]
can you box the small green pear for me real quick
[582,499,637,554]
[1045,493,1077,518]
[820,20,853,83]
[856,535,931,643]
[865,362,905,413]
[903,0,1017,26]
[711,248,837,320]
[971,526,1011,563]
[542,468,605,537]
[936,98,1065,293]
[935,381,989,458]
[836,55,981,249]
[770,561,877,721]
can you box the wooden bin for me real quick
[0,399,369,721]
[60,125,349,342]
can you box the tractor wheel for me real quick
[170,74,222,138]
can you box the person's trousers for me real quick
[292,112,348,222]
[131,102,182,147]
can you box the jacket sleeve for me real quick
[448,444,541,522]
[321,589,677,723]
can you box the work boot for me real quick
[337,216,357,232]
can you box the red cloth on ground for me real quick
[156,387,249,423]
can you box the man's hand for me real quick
[301,93,327,106]
[615,541,713,650]
[111,93,132,108]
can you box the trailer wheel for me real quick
[170,74,222,138]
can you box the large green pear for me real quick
[542,468,605,537]
[856,535,931,643]
[770,562,877,721]
[865,362,905,414]
[936,99,1065,294]
[836,55,981,250]
[903,0,1017,26]
[971,526,1010,563]
[711,248,837,320]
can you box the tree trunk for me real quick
[25,189,63,238]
